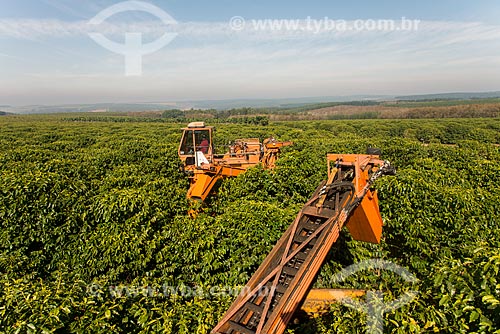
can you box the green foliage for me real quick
[0,116,499,333]
[161,110,185,120]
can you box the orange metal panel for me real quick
[187,173,217,201]
[346,190,383,244]
[212,152,393,334]
[301,289,366,314]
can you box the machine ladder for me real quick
[212,154,395,334]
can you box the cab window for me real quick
[180,130,194,155]
[195,130,211,154]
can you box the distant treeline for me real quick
[162,109,269,125]
[160,101,382,120]
[327,112,379,120]
[379,104,500,119]
[276,100,381,113]
[62,98,500,123]
[162,101,381,119]
[63,113,270,126]
[63,116,167,123]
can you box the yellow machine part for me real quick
[345,189,383,244]
[301,289,366,315]
[187,172,221,202]
[187,166,247,202]
[211,153,393,334]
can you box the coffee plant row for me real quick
[0,115,499,333]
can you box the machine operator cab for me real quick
[178,122,213,168]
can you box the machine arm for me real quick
[212,154,394,334]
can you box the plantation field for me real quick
[0,115,499,333]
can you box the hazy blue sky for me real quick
[1,0,500,105]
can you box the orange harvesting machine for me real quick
[178,122,292,202]
[178,123,396,334]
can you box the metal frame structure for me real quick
[212,154,394,334]
[178,122,292,202]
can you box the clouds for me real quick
[0,17,499,41]
[0,19,167,38]
[1,17,499,67]
[1,17,500,58]
[1,15,500,105]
